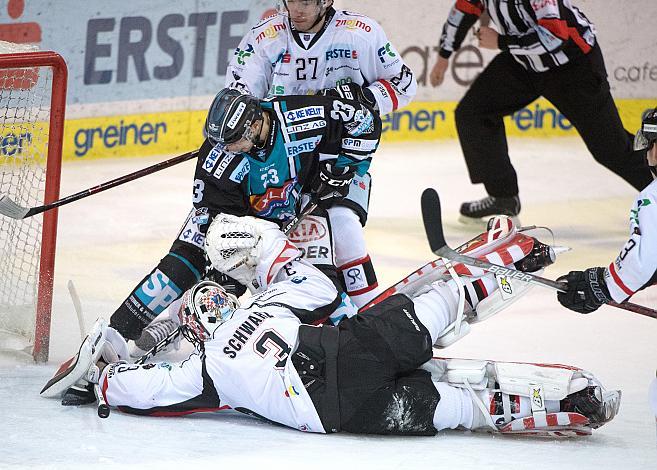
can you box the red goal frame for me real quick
[0,51,67,362]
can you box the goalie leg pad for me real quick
[424,357,620,436]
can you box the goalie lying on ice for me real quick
[42,215,620,437]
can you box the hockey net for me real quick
[0,41,67,362]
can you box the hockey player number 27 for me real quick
[296,57,318,80]
[255,329,292,368]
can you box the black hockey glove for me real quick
[320,83,379,113]
[314,162,355,207]
[204,268,247,298]
[556,267,611,314]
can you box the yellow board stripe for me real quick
[3,98,651,163]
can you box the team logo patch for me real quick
[286,120,327,134]
[204,146,224,172]
[227,102,246,129]
[288,216,327,242]
[212,153,235,180]
[284,106,324,124]
[496,275,514,300]
[229,159,250,183]
[191,207,209,225]
[134,269,183,315]
[250,180,295,217]
[285,136,322,157]
[341,137,377,152]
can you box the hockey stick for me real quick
[0,149,199,219]
[421,187,657,320]
[67,280,86,342]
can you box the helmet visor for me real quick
[634,129,651,151]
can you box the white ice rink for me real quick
[1,138,656,469]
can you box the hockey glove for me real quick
[315,162,355,207]
[556,267,611,314]
[321,83,378,113]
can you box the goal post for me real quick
[0,44,67,362]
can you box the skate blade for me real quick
[458,214,521,227]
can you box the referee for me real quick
[430,0,653,222]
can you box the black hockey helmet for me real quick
[634,107,657,151]
[206,88,263,147]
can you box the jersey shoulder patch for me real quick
[201,146,250,184]
[250,15,289,46]
[333,11,382,35]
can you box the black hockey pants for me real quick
[455,43,653,197]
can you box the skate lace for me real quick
[469,196,496,211]
[135,319,179,351]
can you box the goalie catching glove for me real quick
[204,214,301,294]
[557,267,611,313]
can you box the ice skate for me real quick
[130,318,180,359]
[459,195,521,226]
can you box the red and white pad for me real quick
[424,357,621,437]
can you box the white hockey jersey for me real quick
[203,261,339,433]
[225,9,416,116]
[605,179,657,302]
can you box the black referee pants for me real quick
[455,44,653,197]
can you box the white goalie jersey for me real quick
[203,263,339,433]
[605,179,657,302]
[225,9,416,116]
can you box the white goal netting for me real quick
[0,40,54,355]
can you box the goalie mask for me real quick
[206,88,263,150]
[178,281,239,345]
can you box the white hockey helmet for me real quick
[178,281,239,345]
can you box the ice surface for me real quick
[1,138,656,469]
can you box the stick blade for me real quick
[0,193,29,219]
[421,188,446,253]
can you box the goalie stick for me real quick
[0,149,199,219]
[421,187,657,320]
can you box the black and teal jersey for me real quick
[191,94,381,226]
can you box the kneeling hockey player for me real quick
[43,215,620,437]
[108,87,381,356]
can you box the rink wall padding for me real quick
[1,1,655,160]
[51,99,654,161]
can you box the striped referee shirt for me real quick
[439,0,597,72]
